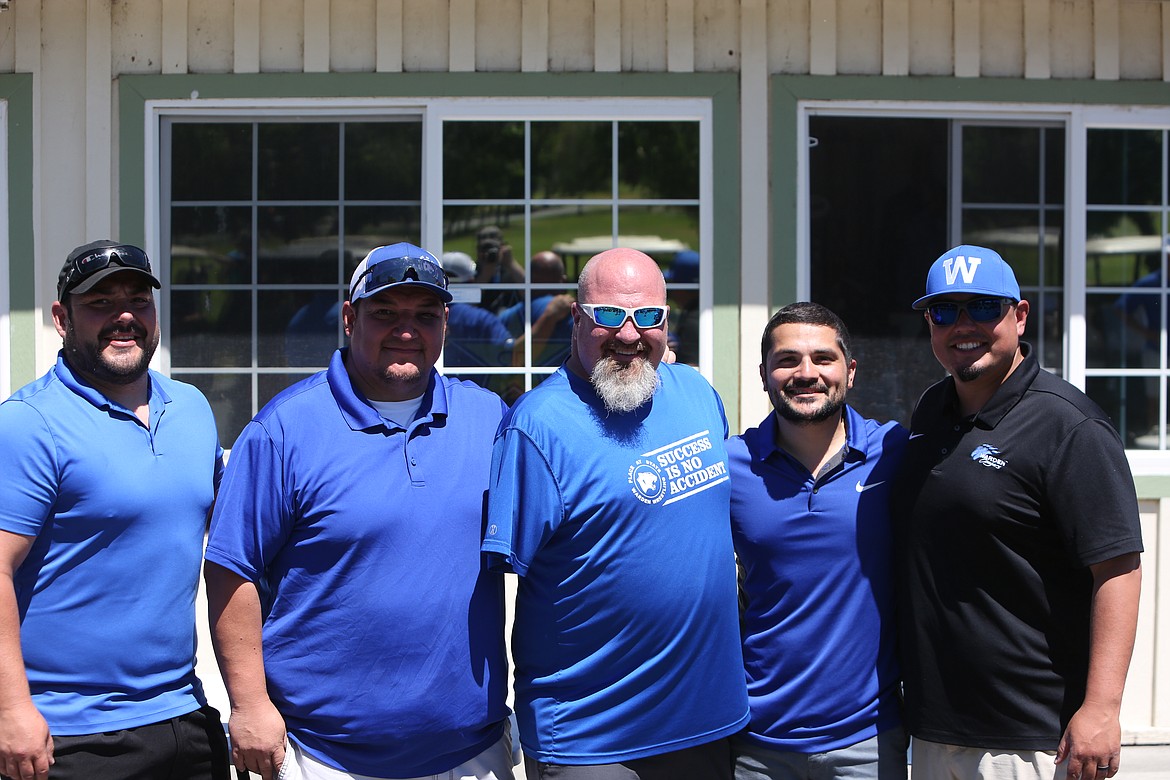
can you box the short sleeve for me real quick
[204,420,294,581]
[0,402,59,538]
[1047,418,1143,566]
[482,426,563,576]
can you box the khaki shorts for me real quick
[275,730,514,780]
[910,739,1067,780]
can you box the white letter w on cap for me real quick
[943,256,981,286]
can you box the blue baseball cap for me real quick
[912,244,1021,309]
[348,242,452,304]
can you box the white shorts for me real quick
[276,730,514,780]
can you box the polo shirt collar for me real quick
[942,340,1038,429]
[328,347,448,432]
[52,350,170,419]
[745,403,869,465]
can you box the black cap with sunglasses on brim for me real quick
[57,240,162,302]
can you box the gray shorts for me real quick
[732,726,908,780]
[523,737,733,780]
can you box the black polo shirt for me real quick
[893,343,1143,749]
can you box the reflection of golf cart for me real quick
[551,235,691,279]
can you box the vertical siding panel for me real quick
[595,0,621,72]
[1094,0,1120,81]
[882,0,909,76]
[261,0,304,72]
[330,0,376,72]
[475,0,521,71]
[1119,1,1161,81]
[768,0,809,75]
[1125,501,1159,738]
[809,0,836,75]
[908,0,951,76]
[521,0,550,72]
[113,0,162,74]
[838,0,880,75]
[548,0,592,71]
[1155,500,1170,730]
[740,0,770,428]
[623,0,666,72]
[0,5,14,72]
[402,0,448,71]
[161,0,188,73]
[980,0,1022,78]
[235,0,261,72]
[1164,4,1170,82]
[1022,0,1049,80]
[376,0,404,72]
[189,0,234,73]
[87,0,112,238]
[449,0,474,71]
[954,0,979,76]
[666,0,694,73]
[304,0,330,72]
[1050,0,1092,79]
[694,0,739,71]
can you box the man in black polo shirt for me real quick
[893,244,1143,780]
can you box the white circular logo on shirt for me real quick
[628,459,666,505]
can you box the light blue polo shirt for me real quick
[0,354,223,734]
[205,349,510,777]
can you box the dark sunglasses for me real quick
[62,245,152,293]
[926,297,1014,327]
[578,303,668,329]
[350,254,449,299]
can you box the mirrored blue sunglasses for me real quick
[926,297,1014,327]
[578,303,668,329]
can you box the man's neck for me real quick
[773,411,847,477]
[953,348,1025,417]
[85,370,152,425]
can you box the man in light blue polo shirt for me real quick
[205,243,513,780]
[727,302,907,780]
[0,240,228,780]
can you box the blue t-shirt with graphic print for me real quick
[484,362,750,764]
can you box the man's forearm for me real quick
[204,561,272,709]
[1084,553,1142,710]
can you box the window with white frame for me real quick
[801,103,1170,467]
[158,100,710,447]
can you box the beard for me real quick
[769,382,847,425]
[64,320,158,386]
[591,355,661,414]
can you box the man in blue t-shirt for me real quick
[727,302,907,780]
[483,248,749,780]
[204,243,513,780]
[0,241,229,780]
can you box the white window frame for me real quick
[0,100,10,401]
[798,99,1170,475]
[144,96,717,386]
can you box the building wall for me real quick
[0,0,1166,741]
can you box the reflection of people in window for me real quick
[501,250,573,367]
[665,250,699,366]
[473,225,525,313]
[1116,252,1162,439]
[441,251,515,383]
[285,250,349,368]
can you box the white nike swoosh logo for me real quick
[909,433,926,439]
[856,480,885,493]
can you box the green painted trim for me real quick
[117,71,743,414]
[2,74,35,388]
[1135,475,1170,500]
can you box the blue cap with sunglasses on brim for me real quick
[58,240,161,301]
[912,244,1021,310]
[349,242,453,304]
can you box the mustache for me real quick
[783,380,828,394]
[100,324,147,340]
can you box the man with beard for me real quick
[726,302,907,780]
[894,245,1143,780]
[205,243,512,780]
[483,248,749,779]
[0,241,228,780]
